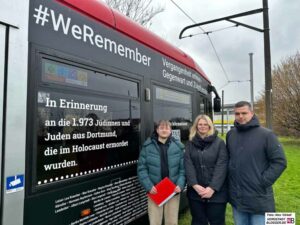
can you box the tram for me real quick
[0,0,220,224]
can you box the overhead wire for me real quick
[169,0,231,85]
[218,82,230,90]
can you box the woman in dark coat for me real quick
[184,115,228,225]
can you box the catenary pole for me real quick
[263,0,272,129]
[249,53,254,110]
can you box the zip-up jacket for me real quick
[226,115,287,213]
[137,136,185,192]
[184,132,228,203]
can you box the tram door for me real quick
[0,16,28,225]
[152,85,192,144]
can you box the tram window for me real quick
[42,59,138,98]
[35,90,140,186]
[155,86,191,105]
[153,86,192,143]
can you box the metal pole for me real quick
[263,0,272,129]
[179,8,264,38]
[221,90,224,136]
[249,53,254,110]
[227,109,230,132]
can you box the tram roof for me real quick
[57,0,210,83]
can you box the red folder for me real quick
[147,177,176,207]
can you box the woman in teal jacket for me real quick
[137,120,185,225]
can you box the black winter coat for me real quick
[184,132,228,203]
[226,115,287,214]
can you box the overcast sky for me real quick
[149,0,300,104]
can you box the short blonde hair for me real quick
[189,115,215,140]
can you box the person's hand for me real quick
[193,184,205,196]
[149,186,157,194]
[174,186,181,193]
[201,186,215,199]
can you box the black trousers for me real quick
[188,199,226,225]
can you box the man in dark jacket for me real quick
[226,101,287,225]
[137,120,185,225]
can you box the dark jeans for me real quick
[189,199,226,225]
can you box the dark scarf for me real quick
[191,131,217,151]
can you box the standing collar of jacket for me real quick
[234,114,260,131]
[142,132,184,150]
